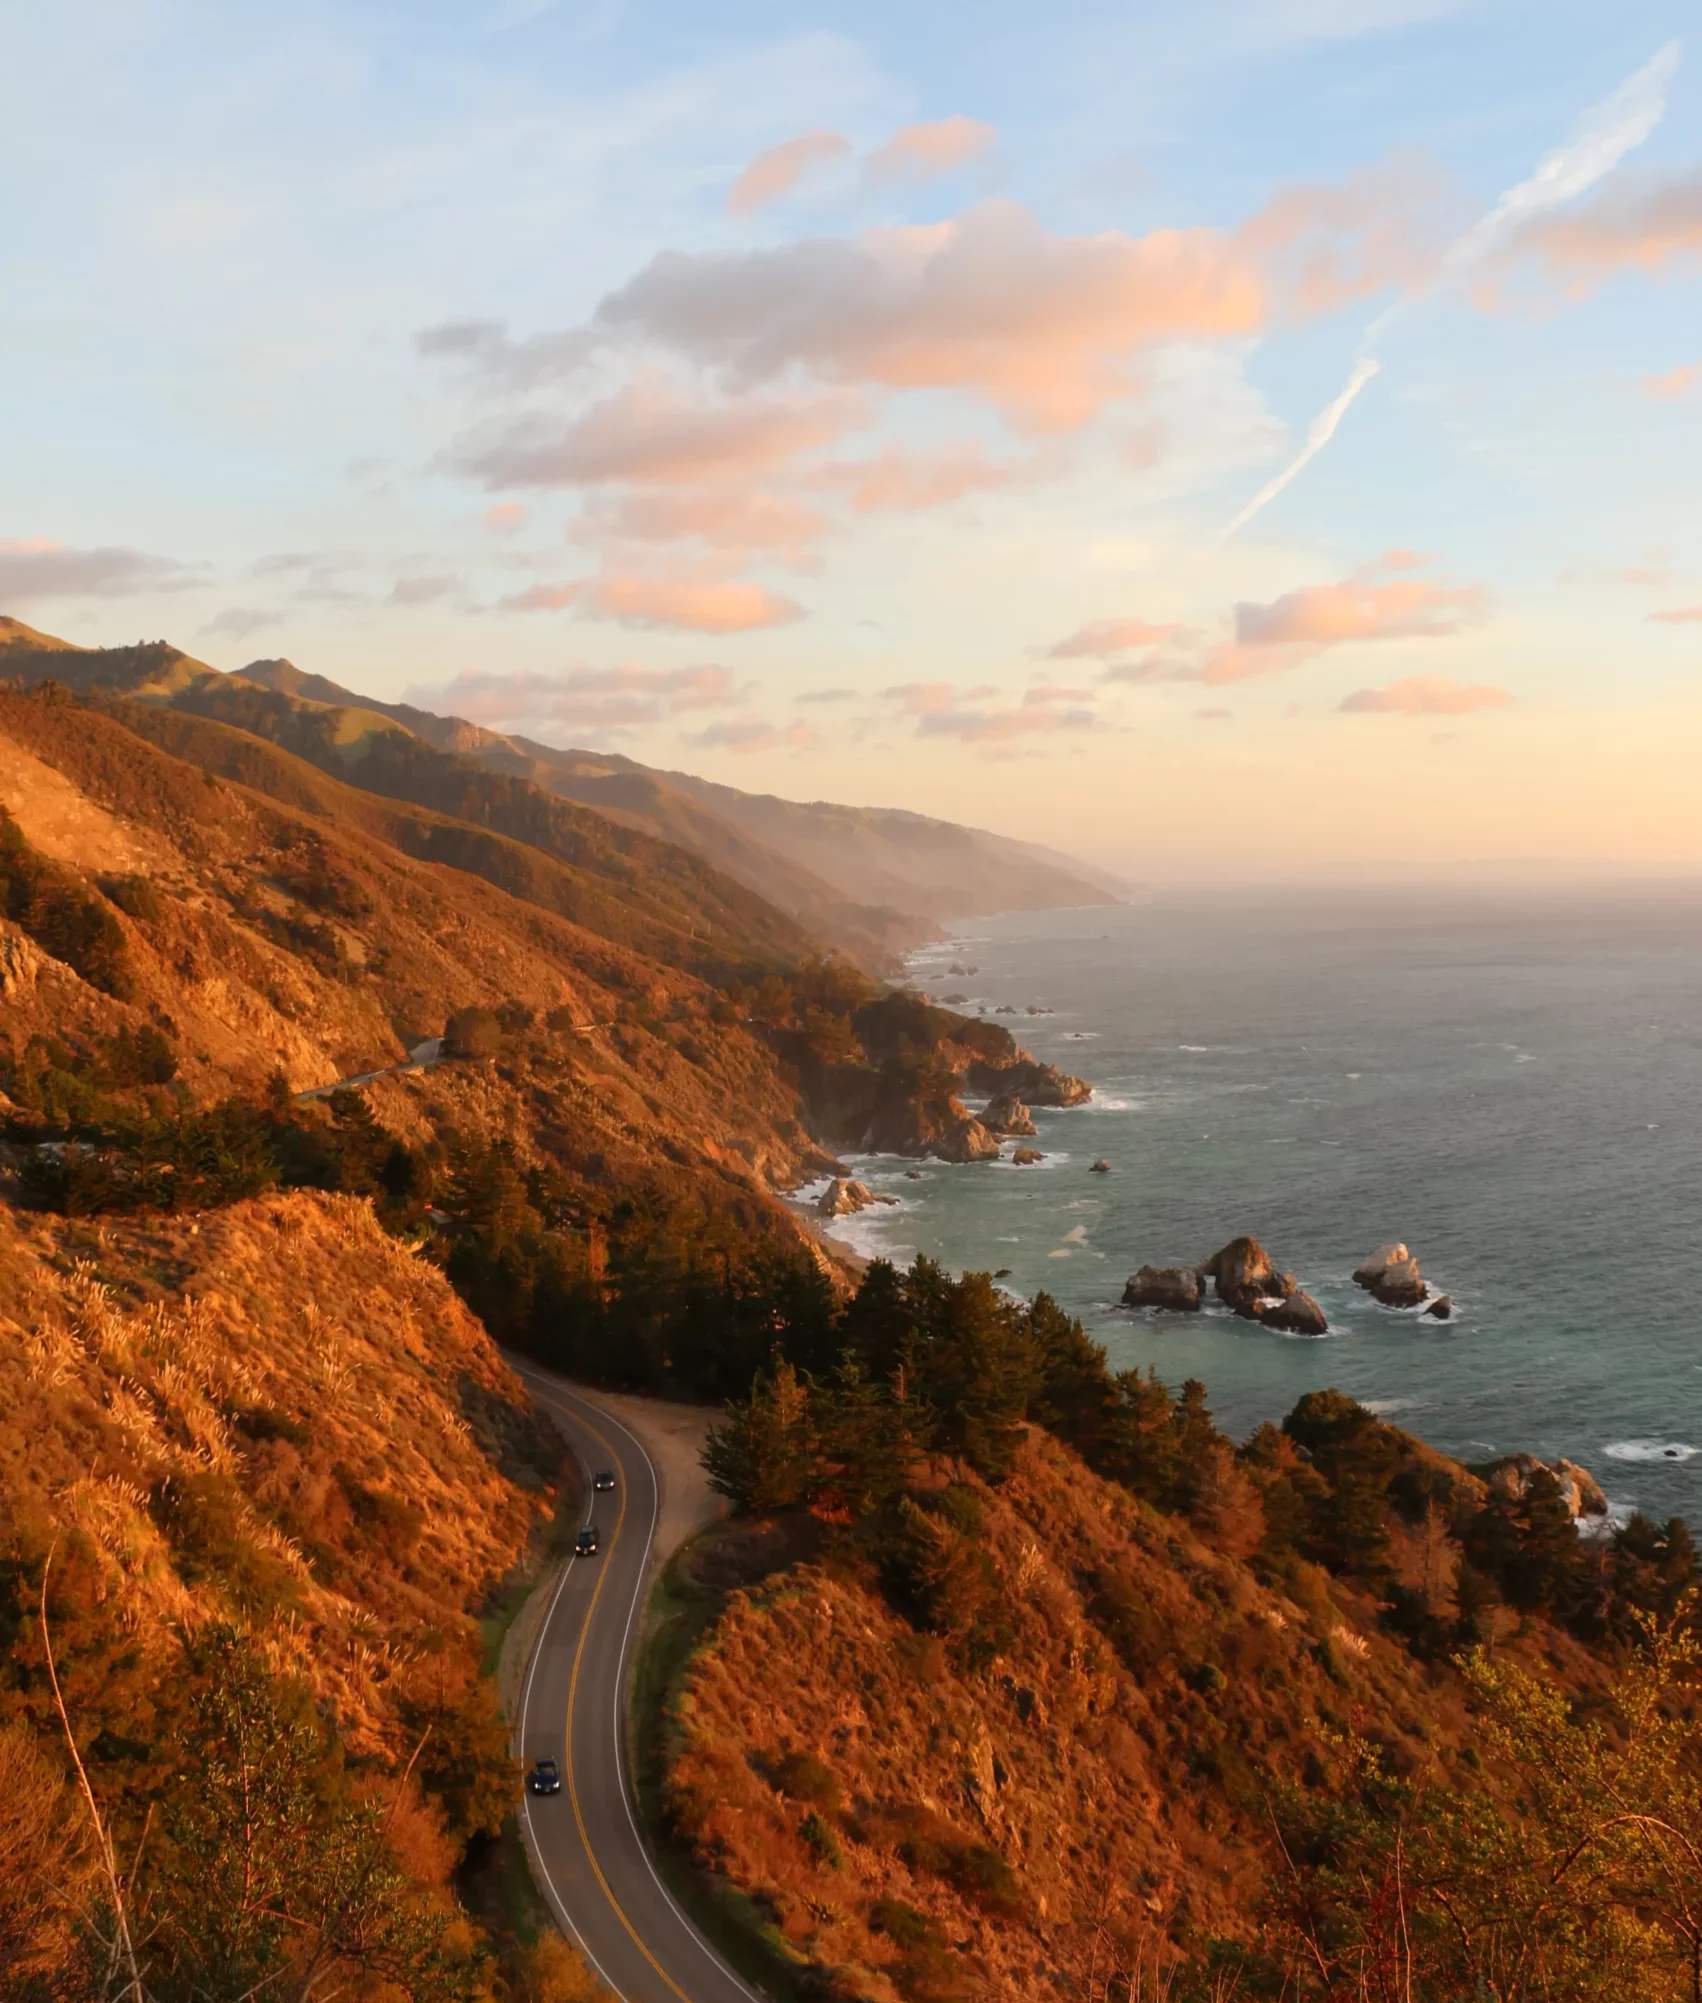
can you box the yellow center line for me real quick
[552,1395,693,2003]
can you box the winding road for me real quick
[507,1366,762,2003]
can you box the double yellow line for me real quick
[554,1396,693,2003]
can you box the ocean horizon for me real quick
[806,884,1702,1524]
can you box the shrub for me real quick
[97,872,163,922]
[799,1811,842,1870]
[0,805,133,997]
[443,1007,503,1059]
[770,1750,843,1814]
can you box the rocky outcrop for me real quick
[817,1177,872,1217]
[1425,1295,1453,1320]
[1486,1453,1608,1522]
[929,1113,1002,1164]
[1354,1242,1428,1307]
[968,1057,1091,1108]
[1011,1146,1043,1166]
[980,1092,1037,1136]
[1122,1265,1204,1312]
[1089,1158,1111,1174]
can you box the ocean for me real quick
[808,887,1702,1524]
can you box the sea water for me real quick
[809,887,1702,1523]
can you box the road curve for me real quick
[508,1365,763,2003]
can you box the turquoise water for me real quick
[812,888,1702,1523]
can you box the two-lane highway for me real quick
[509,1366,761,2003]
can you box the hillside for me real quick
[653,1261,1702,2002]
[0,618,1119,969]
[0,1189,586,1997]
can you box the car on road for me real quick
[526,1757,561,1796]
[593,1469,616,1492]
[575,1526,600,1557]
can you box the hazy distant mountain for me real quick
[0,619,1120,967]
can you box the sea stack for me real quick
[1354,1241,1428,1307]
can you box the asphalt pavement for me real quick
[509,1367,764,2003]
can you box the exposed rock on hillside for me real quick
[980,1092,1036,1135]
[1487,1453,1609,1522]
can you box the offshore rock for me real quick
[1122,1265,1203,1312]
[968,1057,1091,1107]
[1089,1158,1111,1174]
[1255,1291,1327,1337]
[817,1178,872,1217]
[1425,1294,1454,1320]
[1203,1236,1280,1314]
[981,1092,1037,1136]
[1354,1242,1428,1307]
[1011,1146,1044,1165]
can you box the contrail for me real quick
[1222,38,1682,541]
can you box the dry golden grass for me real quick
[0,1190,555,1756]
[664,1429,1601,2002]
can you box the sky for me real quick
[3,0,1699,881]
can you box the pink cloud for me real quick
[867,117,996,186]
[1340,675,1512,716]
[403,662,740,732]
[1203,575,1487,684]
[583,572,804,633]
[689,716,814,753]
[1049,616,1181,659]
[594,199,1267,430]
[1238,153,1447,318]
[816,444,1033,512]
[1644,363,1697,399]
[1621,565,1670,587]
[485,502,526,532]
[728,131,852,214]
[1501,167,1702,288]
[573,487,825,557]
[1651,604,1702,625]
[451,380,859,488]
[1023,681,1093,705]
[883,678,1094,745]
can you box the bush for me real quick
[443,1007,504,1059]
[770,1750,843,1814]
[97,872,163,922]
[799,1811,842,1870]
[0,805,133,997]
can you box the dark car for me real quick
[526,1757,561,1796]
[575,1526,600,1557]
[593,1469,616,1493]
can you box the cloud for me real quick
[1651,604,1702,625]
[1238,152,1447,316]
[0,538,193,603]
[573,487,826,557]
[882,677,1095,745]
[1049,616,1182,659]
[796,686,858,704]
[414,319,592,388]
[485,502,527,532]
[593,199,1266,430]
[403,662,740,732]
[1501,164,1702,287]
[1339,674,1512,714]
[1644,362,1697,399]
[815,444,1035,512]
[582,572,804,633]
[688,716,814,753]
[728,131,851,213]
[200,606,283,640]
[1204,573,1486,682]
[1620,564,1670,587]
[449,380,858,488]
[1196,706,1232,721]
[498,582,582,613]
[866,117,995,186]
[388,574,460,606]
